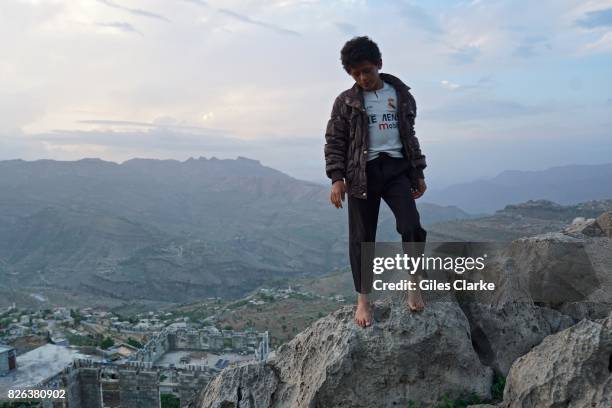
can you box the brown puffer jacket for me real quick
[324,72,426,199]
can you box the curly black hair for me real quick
[340,36,382,74]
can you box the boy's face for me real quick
[348,60,382,91]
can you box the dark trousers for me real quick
[348,153,427,294]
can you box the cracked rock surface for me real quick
[193,300,493,408]
[191,212,612,408]
[501,310,612,408]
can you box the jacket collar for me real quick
[344,72,411,110]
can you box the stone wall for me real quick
[118,369,160,408]
[37,358,220,407]
[130,327,172,363]
[130,327,269,364]
[175,366,216,405]
[35,326,269,407]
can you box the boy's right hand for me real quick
[330,180,346,208]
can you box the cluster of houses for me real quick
[249,286,346,305]
[0,304,74,343]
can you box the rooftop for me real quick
[0,344,15,353]
[0,344,99,396]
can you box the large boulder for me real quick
[502,233,600,305]
[502,311,612,407]
[194,300,493,408]
[563,217,605,237]
[461,302,574,376]
[480,231,612,321]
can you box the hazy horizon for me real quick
[3,155,612,190]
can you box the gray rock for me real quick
[194,300,493,408]
[462,302,574,376]
[564,217,604,237]
[504,233,599,304]
[503,310,612,407]
[596,211,612,238]
[486,230,611,320]
[194,361,278,408]
[467,405,499,408]
[192,210,612,408]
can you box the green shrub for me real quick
[160,393,180,408]
[491,374,506,401]
[435,391,482,408]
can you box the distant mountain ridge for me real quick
[426,198,612,242]
[0,156,471,308]
[426,163,612,213]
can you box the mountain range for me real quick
[0,157,466,308]
[1,157,610,308]
[425,163,612,213]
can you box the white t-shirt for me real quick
[363,81,404,162]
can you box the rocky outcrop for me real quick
[501,310,612,407]
[194,300,493,408]
[194,210,612,408]
[503,233,601,305]
[461,302,574,376]
[596,211,612,238]
[483,229,612,321]
[563,210,612,238]
[564,216,604,236]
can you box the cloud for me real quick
[335,22,357,35]
[97,0,171,23]
[4,0,612,184]
[440,80,461,91]
[584,31,612,52]
[179,0,299,36]
[96,21,142,35]
[449,45,481,63]
[217,8,300,36]
[32,127,247,154]
[513,36,552,58]
[180,0,209,7]
[77,119,225,133]
[439,76,494,92]
[426,98,546,121]
[576,7,612,29]
[397,3,443,35]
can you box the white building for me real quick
[53,307,71,320]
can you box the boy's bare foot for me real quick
[355,294,372,327]
[406,287,425,312]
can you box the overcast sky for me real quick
[2,0,612,187]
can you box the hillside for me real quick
[0,157,470,308]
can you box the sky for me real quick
[1,0,612,187]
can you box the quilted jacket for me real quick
[324,72,426,199]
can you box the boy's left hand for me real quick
[412,178,426,199]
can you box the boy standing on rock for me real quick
[324,36,428,327]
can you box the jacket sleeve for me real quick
[406,91,426,179]
[324,96,349,184]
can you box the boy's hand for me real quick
[330,180,346,208]
[412,178,426,199]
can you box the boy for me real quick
[324,36,428,327]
